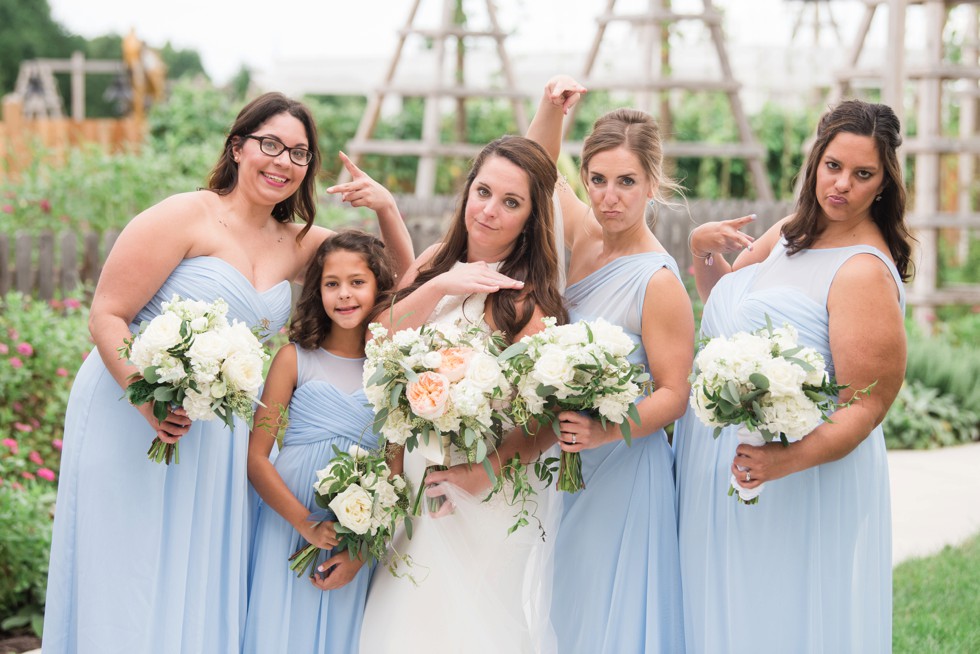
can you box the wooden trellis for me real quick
[342,0,528,199]
[827,0,980,320]
[564,0,775,201]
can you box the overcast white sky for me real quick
[47,0,900,84]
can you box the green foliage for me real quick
[904,333,980,415]
[158,41,207,80]
[146,77,237,154]
[0,0,77,96]
[0,481,56,638]
[0,293,91,483]
[883,380,979,450]
[893,533,980,653]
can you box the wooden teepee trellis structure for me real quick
[564,0,774,201]
[827,0,980,321]
[342,0,528,199]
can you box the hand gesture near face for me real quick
[326,151,398,214]
[544,75,588,114]
[435,261,525,296]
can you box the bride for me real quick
[358,136,568,653]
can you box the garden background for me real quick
[2,1,980,652]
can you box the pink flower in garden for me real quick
[29,451,43,465]
[8,357,22,369]
[49,299,64,310]
[39,199,52,213]
[21,471,36,481]
[65,298,82,310]
[2,439,18,454]
[14,423,33,433]
[7,329,19,340]
[53,439,63,451]
[0,343,7,354]
[11,481,24,491]
[12,402,22,412]
[1,204,12,214]
[37,468,56,482]
[30,418,39,428]
[57,367,69,377]
[17,342,33,356]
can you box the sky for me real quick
[45,0,892,84]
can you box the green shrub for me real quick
[904,334,980,415]
[0,293,92,484]
[0,482,56,639]
[883,380,979,449]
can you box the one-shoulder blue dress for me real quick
[243,346,377,654]
[44,257,291,654]
[552,252,685,654]
[674,241,904,653]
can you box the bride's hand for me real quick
[555,411,616,452]
[434,261,525,296]
[137,404,191,444]
[424,464,494,518]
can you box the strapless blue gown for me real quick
[243,347,377,654]
[674,241,904,653]
[44,256,291,654]
[552,252,685,653]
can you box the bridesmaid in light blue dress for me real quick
[527,76,693,652]
[676,100,912,653]
[244,232,395,654]
[43,94,413,654]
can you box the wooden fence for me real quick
[0,198,795,300]
[0,99,143,179]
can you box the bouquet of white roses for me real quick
[500,317,649,493]
[362,321,512,513]
[690,316,870,504]
[289,444,411,579]
[118,294,268,464]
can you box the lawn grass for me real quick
[893,532,980,653]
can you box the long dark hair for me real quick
[206,92,320,243]
[784,99,914,280]
[378,136,567,343]
[290,230,395,349]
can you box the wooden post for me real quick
[911,1,945,326]
[0,233,9,295]
[958,3,979,263]
[15,233,33,294]
[60,231,79,293]
[38,231,55,300]
[71,51,86,121]
[883,0,908,126]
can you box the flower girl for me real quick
[243,231,395,654]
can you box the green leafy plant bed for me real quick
[893,532,980,653]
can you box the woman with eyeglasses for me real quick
[42,92,413,654]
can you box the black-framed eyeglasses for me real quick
[243,135,314,166]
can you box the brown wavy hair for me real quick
[289,230,396,349]
[206,92,320,243]
[783,99,914,281]
[376,136,567,343]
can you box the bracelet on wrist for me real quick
[688,230,715,266]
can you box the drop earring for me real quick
[875,195,882,202]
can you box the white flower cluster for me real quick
[126,294,268,422]
[363,323,511,456]
[690,322,830,442]
[314,445,409,536]
[513,317,641,424]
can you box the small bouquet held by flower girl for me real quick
[362,322,512,514]
[690,316,873,504]
[290,445,412,579]
[118,294,268,464]
[501,317,649,493]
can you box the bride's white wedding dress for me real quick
[359,272,561,654]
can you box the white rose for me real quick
[224,321,264,356]
[532,345,575,390]
[221,352,264,395]
[422,351,444,369]
[769,324,800,354]
[189,316,209,332]
[348,444,372,459]
[132,313,184,364]
[328,484,373,535]
[380,408,413,446]
[374,479,399,509]
[759,358,807,398]
[187,331,230,371]
[464,352,504,392]
[589,319,635,357]
[209,380,227,399]
[155,354,188,384]
[555,322,589,347]
[182,387,215,421]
